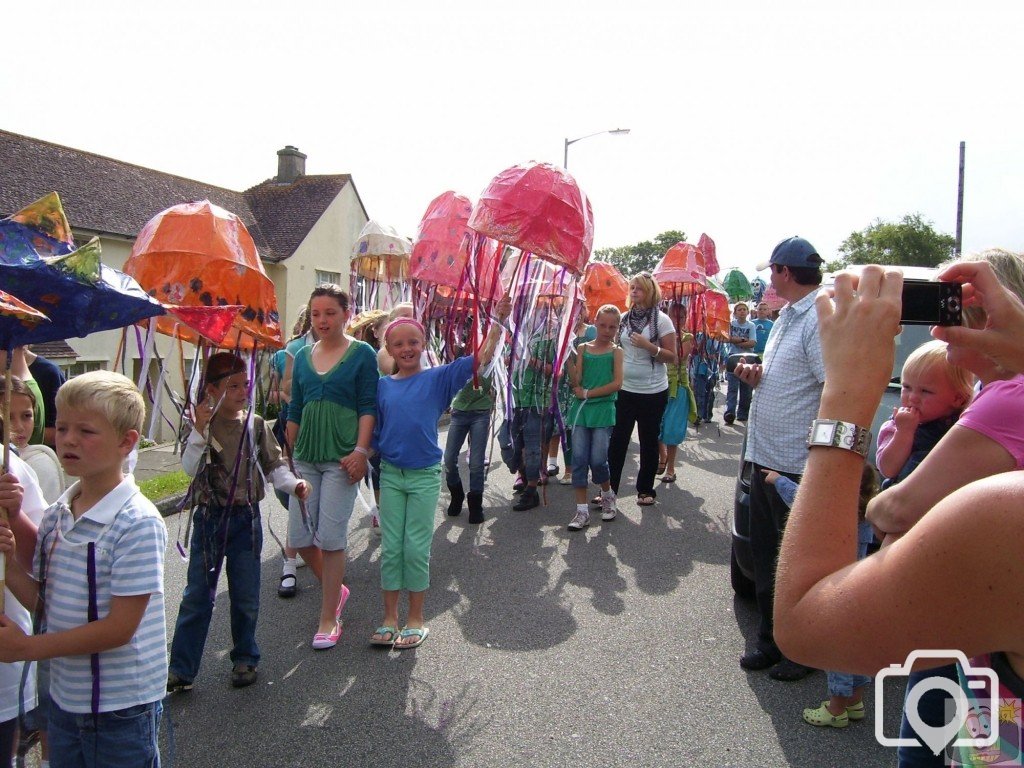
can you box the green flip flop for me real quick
[395,626,430,650]
[370,625,400,647]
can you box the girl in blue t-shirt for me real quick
[369,297,511,650]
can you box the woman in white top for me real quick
[607,273,678,506]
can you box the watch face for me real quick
[812,422,835,444]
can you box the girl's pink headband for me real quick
[384,317,425,342]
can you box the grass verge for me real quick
[139,470,191,502]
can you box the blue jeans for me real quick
[725,372,751,419]
[443,409,491,493]
[571,426,612,488]
[897,665,958,768]
[693,372,716,421]
[169,505,262,681]
[48,700,161,768]
[827,670,872,698]
[508,407,553,482]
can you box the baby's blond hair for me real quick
[903,340,975,407]
[56,370,145,435]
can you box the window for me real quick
[315,269,342,286]
[61,360,106,378]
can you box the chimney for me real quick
[276,145,307,183]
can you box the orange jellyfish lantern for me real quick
[124,200,281,349]
[703,290,732,338]
[581,261,628,320]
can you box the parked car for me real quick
[730,268,938,599]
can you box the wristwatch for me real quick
[806,419,872,457]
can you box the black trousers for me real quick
[608,388,669,497]
[749,462,802,653]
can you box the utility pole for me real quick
[955,141,965,256]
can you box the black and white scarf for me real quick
[623,307,660,365]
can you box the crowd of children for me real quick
[4,257,1014,766]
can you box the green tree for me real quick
[835,214,956,269]
[593,230,687,276]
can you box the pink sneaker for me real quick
[312,621,342,650]
[336,584,351,620]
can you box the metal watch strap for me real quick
[806,419,872,457]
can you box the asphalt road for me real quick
[157,404,903,768]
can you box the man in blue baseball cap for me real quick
[735,236,826,682]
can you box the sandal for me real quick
[661,473,676,483]
[657,461,667,475]
[637,494,656,506]
[395,626,430,650]
[370,625,400,647]
[802,701,850,728]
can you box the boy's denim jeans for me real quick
[49,699,162,767]
[693,372,716,421]
[443,409,491,493]
[169,504,262,681]
[506,407,553,482]
[725,372,751,419]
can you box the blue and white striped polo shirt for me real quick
[33,477,167,713]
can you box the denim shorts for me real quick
[288,460,359,550]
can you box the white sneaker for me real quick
[600,494,617,521]
[559,471,573,485]
[567,510,590,531]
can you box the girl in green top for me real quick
[565,305,624,531]
[285,284,378,650]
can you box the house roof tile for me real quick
[0,129,357,263]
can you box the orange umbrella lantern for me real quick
[653,242,707,297]
[124,200,281,349]
[703,290,731,338]
[581,261,628,320]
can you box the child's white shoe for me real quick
[600,492,617,521]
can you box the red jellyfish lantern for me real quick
[468,161,594,276]
[468,162,594,438]
[581,261,628,320]
[653,242,707,300]
[698,233,720,277]
[410,191,472,289]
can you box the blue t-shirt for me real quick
[374,355,478,469]
[728,319,757,356]
[753,318,774,354]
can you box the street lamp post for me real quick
[563,128,631,169]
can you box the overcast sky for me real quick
[3,0,1021,277]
